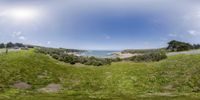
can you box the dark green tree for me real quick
[193,44,200,49]
[167,40,193,51]
[0,43,5,48]
[15,43,24,47]
[6,42,14,48]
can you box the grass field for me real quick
[0,49,20,54]
[0,49,5,53]
[0,50,200,99]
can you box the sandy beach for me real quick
[112,52,140,58]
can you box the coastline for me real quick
[67,51,140,59]
[112,52,139,58]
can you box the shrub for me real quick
[122,48,166,54]
[110,57,121,62]
[64,55,78,65]
[78,56,88,64]
[35,47,112,66]
[129,51,167,62]
[51,54,59,60]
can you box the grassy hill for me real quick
[1,50,200,99]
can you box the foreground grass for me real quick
[0,50,200,99]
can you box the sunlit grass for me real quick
[1,50,200,99]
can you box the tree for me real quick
[167,40,193,51]
[0,43,5,48]
[193,44,200,49]
[15,43,24,47]
[6,42,14,48]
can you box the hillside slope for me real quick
[0,50,200,99]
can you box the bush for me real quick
[84,57,111,66]
[110,57,121,62]
[129,51,167,62]
[35,47,112,66]
[64,55,78,65]
[122,48,166,54]
[78,56,88,64]
[51,54,59,60]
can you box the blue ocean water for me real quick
[80,50,119,58]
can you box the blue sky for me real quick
[0,0,200,50]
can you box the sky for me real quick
[0,0,200,50]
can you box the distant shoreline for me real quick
[112,52,140,58]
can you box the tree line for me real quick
[0,42,34,48]
[123,40,200,54]
[167,40,200,52]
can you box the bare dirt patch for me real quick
[12,82,31,89]
[163,84,176,91]
[38,83,61,93]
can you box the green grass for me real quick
[1,50,200,99]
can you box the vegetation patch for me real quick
[35,47,112,66]
[123,40,200,54]
[126,51,167,62]
[38,83,61,93]
[0,44,200,99]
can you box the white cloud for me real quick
[11,31,27,41]
[169,33,177,37]
[47,41,51,44]
[12,31,22,37]
[0,12,6,17]
[188,30,200,36]
[19,36,26,40]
